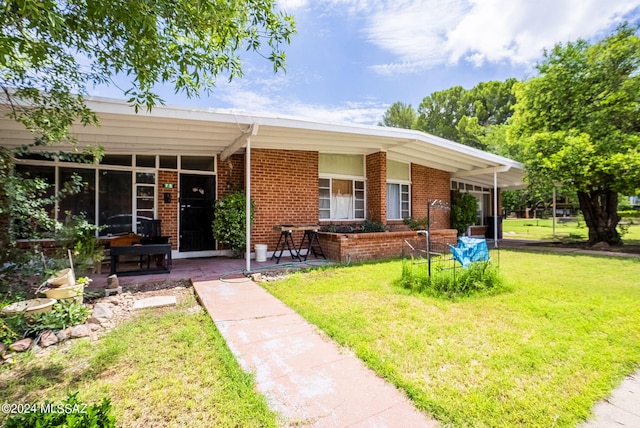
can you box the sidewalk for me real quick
[579,372,640,427]
[193,279,438,428]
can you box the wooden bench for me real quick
[109,244,172,276]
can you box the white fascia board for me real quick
[83,96,524,172]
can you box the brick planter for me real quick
[318,229,458,263]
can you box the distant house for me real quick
[0,97,524,264]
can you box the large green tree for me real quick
[1,0,295,143]
[378,101,417,129]
[415,79,517,149]
[509,25,640,245]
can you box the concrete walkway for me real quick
[193,279,438,428]
[579,372,640,427]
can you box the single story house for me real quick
[1,97,524,270]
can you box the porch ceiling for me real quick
[0,96,525,189]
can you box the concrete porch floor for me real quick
[88,255,329,288]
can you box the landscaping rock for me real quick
[101,296,121,305]
[70,325,92,338]
[87,323,101,332]
[39,330,59,348]
[0,343,5,354]
[10,338,33,352]
[132,295,177,310]
[56,330,68,341]
[92,302,114,319]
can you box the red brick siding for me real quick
[157,170,179,250]
[217,153,245,199]
[319,229,457,263]
[250,149,318,252]
[411,164,451,229]
[366,152,386,223]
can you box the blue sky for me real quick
[96,0,640,125]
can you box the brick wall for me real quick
[411,164,451,229]
[217,153,245,199]
[366,152,386,223]
[250,149,319,252]
[157,170,179,250]
[319,229,457,263]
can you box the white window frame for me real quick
[386,181,411,220]
[319,175,366,221]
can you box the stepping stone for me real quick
[132,296,177,310]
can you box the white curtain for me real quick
[387,183,400,219]
[332,194,353,219]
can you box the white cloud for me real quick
[276,0,310,12]
[211,75,387,125]
[311,0,640,73]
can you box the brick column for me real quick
[366,152,386,224]
[157,170,179,250]
[411,164,451,229]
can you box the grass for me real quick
[503,218,640,243]
[262,252,640,427]
[0,291,277,428]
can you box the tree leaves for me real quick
[1,0,295,143]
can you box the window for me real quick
[59,167,96,224]
[181,156,214,171]
[99,170,133,234]
[387,160,410,220]
[318,154,365,220]
[387,183,410,220]
[319,178,365,220]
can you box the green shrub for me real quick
[619,209,640,219]
[361,219,386,232]
[212,192,255,256]
[0,300,90,343]
[2,391,117,428]
[399,258,506,299]
[451,190,478,236]
[403,216,429,230]
[28,300,90,335]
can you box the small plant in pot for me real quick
[212,192,255,257]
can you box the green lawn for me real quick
[263,252,640,427]
[503,218,640,243]
[0,291,277,427]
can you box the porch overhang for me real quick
[0,96,525,189]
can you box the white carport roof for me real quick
[0,96,525,189]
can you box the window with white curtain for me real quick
[319,154,366,220]
[387,183,410,219]
[386,160,410,220]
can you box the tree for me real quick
[509,25,640,245]
[1,0,295,143]
[379,101,417,129]
[415,79,517,149]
